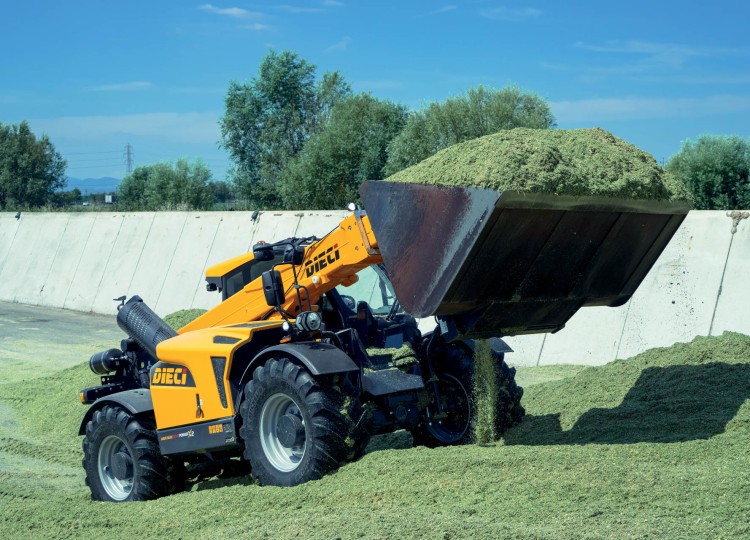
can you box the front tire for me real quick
[82,405,182,502]
[239,358,353,487]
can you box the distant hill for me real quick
[64,176,120,194]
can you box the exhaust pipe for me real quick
[116,295,177,359]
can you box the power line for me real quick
[65,150,122,156]
[68,157,127,163]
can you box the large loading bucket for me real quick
[360,181,690,339]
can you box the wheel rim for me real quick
[98,435,134,501]
[259,393,306,473]
[427,373,471,443]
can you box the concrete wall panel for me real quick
[37,214,97,308]
[156,213,223,316]
[251,211,303,244]
[63,214,125,312]
[616,211,731,359]
[126,213,188,313]
[537,305,629,366]
[294,211,349,238]
[503,334,547,367]
[0,213,21,282]
[14,213,70,306]
[90,213,155,314]
[0,214,46,302]
[2,209,747,366]
[711,215,750,335]
[189,212,258,310]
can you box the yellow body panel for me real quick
[151,321,282,430]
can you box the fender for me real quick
[237,342,359,401]
[252,342,359,377]
[78,388,154,435]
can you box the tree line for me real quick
[1,49,749,211]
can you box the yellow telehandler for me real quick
[78,181,688,501]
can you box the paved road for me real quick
[0,301,124,382]
[0,301,122,343]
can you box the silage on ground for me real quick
[387,127,692,202]
[2,328,750,539]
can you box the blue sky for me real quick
[1,1,748,182]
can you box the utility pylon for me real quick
[124,143,134,174]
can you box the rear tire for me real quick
[82,405,183,502]
[239,357,353,487]
[411,366,474,448]
[411,342,525,447]
[495,362,525,436]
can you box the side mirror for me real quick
[262,270,285,306]
[253,243,275,262]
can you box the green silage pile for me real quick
[387,127,691,201]
[2,331,750,538]
[164,309,207,331]
[505,331,750,446]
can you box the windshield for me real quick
[335,265,400,315]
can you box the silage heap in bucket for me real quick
[360,181,690,340]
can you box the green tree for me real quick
[666,135,750,210]
[207,180,234,204]
[51,187,82,207]
[117,158,214,211]
[279,94,407,209]
[117,167,150,210]
[384,86,556,176]
[0,121,66,209]
[221,50,350,208]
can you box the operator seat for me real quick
[354,301,378,348]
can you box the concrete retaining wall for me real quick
[0,209,746,366]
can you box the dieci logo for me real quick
[305,244,340,277]
[151,363,196,387]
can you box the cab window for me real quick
[335,265,398,315]
[223,254,283,300]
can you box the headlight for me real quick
[295,311,321,332]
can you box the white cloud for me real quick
[632,75,750,85]
[323,0,344,6]
[30,112,221,145]
[198,3,261,18]
[90,81,153,92]
[479,7,541,21]
[276,5,323,13]
[429,5,457,15]
[325,36,350,53]
[550,95,750,123]
[572,40,750,69]
[241,23,272,31]
[543,40,750,83]
[541,61,646,77]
